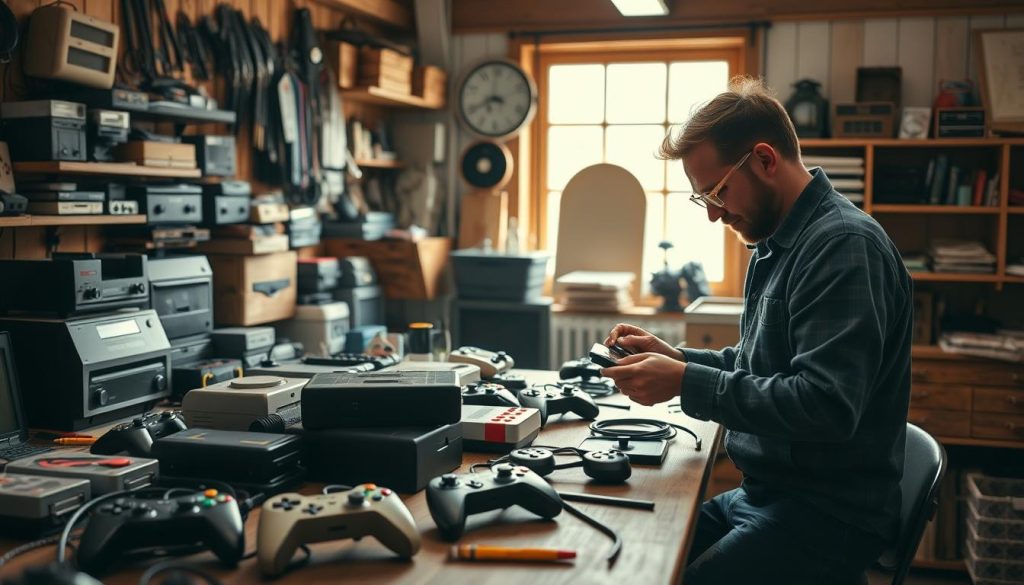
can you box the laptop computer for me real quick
[0,331,52,468]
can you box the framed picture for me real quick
[975,28,1024,133]
[899,107,931,139]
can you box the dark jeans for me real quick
[684,486,886,585]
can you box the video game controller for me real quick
[426,464,563,540]
[558,358,603,380]
[461,383,520,408]
[448,346,514,378]
[516,384,600,426]
[90,411,187,457]
[257,485,420,577]
[491,372,527,390]
[76,489,244,575]
[508,447,632,483]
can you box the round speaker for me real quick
[461,141,513,190]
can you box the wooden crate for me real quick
[327,41,358,89]
[413,65,446,105]
[358,47,413,92]
[323,237,450,300]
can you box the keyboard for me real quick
[0,442,53,462]
[302,353,400,370]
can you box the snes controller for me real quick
[90,411,187,457]
[76,489,244,575]
[448,346,514,378]
[516,384,600,426]
[257,485,420,577]
[461,382,520,408]
[426,464,563,540]
[509,447,632,483]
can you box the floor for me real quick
[867,568,971,585]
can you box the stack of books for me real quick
[939,331,1024,363]
[804,155,865,205]
[923,156,999,206]
[555,271,635,312]
[901,252,929,273]
[929,240,996,273]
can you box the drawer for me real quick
[685,324,740,350]
[912,360,1024,388]
[910,384,971,411]
[973,387,1024,415]
[908,408,970,438]
[971,413,1024,442]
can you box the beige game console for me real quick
[182,375,306,431]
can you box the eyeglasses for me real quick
[689,151,752,208]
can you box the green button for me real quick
[202,499,216,508]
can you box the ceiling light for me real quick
[610,0,669,17]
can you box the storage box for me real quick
[358,47,413,93]
[328,41,358,89]
[117,141,196,169]
[413,65,447,106]
[209,251,297,326]
[450,250,549,301]
[684,296,743,349]
[324,237,450,300]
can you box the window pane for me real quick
[668,61,730,123]
[666,192,724,282]
[606,125,665,191]
[606,63,666,124]
[548,64,605,124]
[545,191,561,273]
[665,142,690,192]
[641,192,666,297]
[547,126,603,190]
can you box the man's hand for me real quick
[600,353,685,406]
[605,323,684,360]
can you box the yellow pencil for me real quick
[53,437,96,446]
[449,544,576,562]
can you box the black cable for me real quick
[0,534,62,568]
[561,501,622,567]
[138,559,223,585]
[589,418,702,451]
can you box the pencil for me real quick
[449,545,576,562]
[53,437,96,446]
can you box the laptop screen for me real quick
[0,346,20,438]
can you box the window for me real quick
[527,37,749,297]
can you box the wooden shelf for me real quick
[1008,207,1024,214]
[341,86,444,110]
[355,159,405,169]
[911,558,965,572]
[0,214,146,228]
[910,272,1002,283]
[801,138,1016,148]
[13,161,202,179]
[936,436,1024,450]
[872,204,1000,214]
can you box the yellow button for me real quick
[204,489,218,498]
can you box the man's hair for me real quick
[658,76,801,165]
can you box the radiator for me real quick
[550,313,687,369]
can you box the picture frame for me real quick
[899,107,932,139]
[975,28,1024,134]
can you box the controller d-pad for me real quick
[273,497,301,511]
[302,504,324,515]
[467,480,484,489]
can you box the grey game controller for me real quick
[257,485,421,577]
[461,382,520,408]
[510,447,632,483]
[517,384,600,426]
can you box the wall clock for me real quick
[457,59,538,141]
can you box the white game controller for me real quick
[448,346,514,378]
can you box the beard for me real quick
[724,175,781,244]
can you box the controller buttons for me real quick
[348,492,366,506]
[495,464,514,480]
[440,474,459,488]
[204,489,218,498]
[381,488,393,496]
[272,498,300,511]
[363,483,377,491]
[467,480,484,489]
[302,504,324,515]
[372,494,383,501]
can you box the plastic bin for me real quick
[968,522,1024,560]
[967,474,1024,522]
[966,538,1024,583]
[450,250,549,301]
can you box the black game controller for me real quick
[461,383,520,408]
[491,372,527,390]
[517,384,600,426]
[559,358,604,380]
[425,464,563,540]
[509,447,632,483]
[90,411,187,457]
[76,489,245,575]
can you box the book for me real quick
[972,168,988,206]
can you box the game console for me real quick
[88,109,129,161]
[25,200,102,215]
[148,255,213,341]
[0,474,91,537]
[202,194,250,226]
[258,486,420,577]
[287,206,321,248]
[391,360,481,386]
[182,376,305,431]
[0,253,148,316]
[462,382,520,408]
[90,411,187,457]
[171,357,243,402]
[7,454,159,495]
[297,257,341,292]
[448,346,514,378]
[210,326,275,368]
[508,447,632,483]
[517,384,600,426]
[275,302,350,356]
[76,490,245,575]
[0,100,86,161]
[301,370,462,430]
[460,405,541,452]
[127,184,203,225]
[333,284,384,328]
[302,422,462,493]
[426,463,563,541]
[0,193,27,215]
[182,135,237,176]
[169,334,214,366]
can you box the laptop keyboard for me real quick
[0,442,53,462]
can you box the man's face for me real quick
[682,142,780,244]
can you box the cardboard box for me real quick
[117,141,196,169]
[358,47,413,92]
[197,233,289,256]
[413,65,446,105]
[329,41,358,89]
[323,237,450,300]
[209,251,297,326]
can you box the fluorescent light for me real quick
[610,0,669,17]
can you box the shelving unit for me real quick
[342,86,445,110]
[12,161,202,179]
[0,214,147,228]
[355,158,405,169]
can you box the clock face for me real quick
[458,60,537,140]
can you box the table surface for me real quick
[0,370,721,585]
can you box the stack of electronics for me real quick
[0,254,173,430]
[322,210,397,240]
[109,184,209,251]
[287,206,322,249]
[334,256,386,329]
[148,256,243,402]
[278,257,351,356]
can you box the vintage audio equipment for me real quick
[182,375,305,431]
[87,109,129,161]
[23,4,119,88]
[832,102,896,138]
[7,454,159,495]
[128,184,203,225]
[67,87,149,112]
[202,180,251,198]
[301,370,462,430]
[198,224,289,255]
[25,201,102,215]
[0,193,27,215]
[202,195,249,226]
[934,107,986,138]
[297,257,340,293]
[0,310,172,430]
[0,474,91,537]
[275,302,350,355]
[20,182,105,202]
[182,135,237,177]
[148,255,213,341]
[211,326,276,368]
[287,206,321,248]
[0,100,86,161]
[0,253,148,316]
[170,334,213,366]
[250,196,290,224]
[107,199,139,215]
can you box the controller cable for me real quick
[561,501,622,567]
[0,534,71,568]
[589,418,702,451]
[322,484,354,494]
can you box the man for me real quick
[600,77,913,584]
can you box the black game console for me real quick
[148,255,213,341]
[0,253,148,316]
[297,257,340,293]
[301,371,462,430]
[210,326,275,368]
[302,422,463,492]
[182,135,237,177]
[0,474,91,537]
[128,184,203,225]
[171,357,243,402]
[1,100,87,162]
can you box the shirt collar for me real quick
[747,167,832,252]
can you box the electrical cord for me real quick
[322,484,353,494]
[138,559,223,585]
[0,534,63,568]
[589,418,702,451]
[561,501,622,567]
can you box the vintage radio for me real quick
[23,4,119,89]
[934,107,986,139]
[128,184,203,225]
[832,102,896,138]
[182,135,236,177]
[0,253,148,316]
[0,100,86,162]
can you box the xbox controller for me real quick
[76,489,244,575]
[517,384,600,426]
[559,358,603,380]
[426,464,563,540]
[257,485,420,577]
[491,372,527,390]
[90,411,187,457]
[509,447,632,483]
[448,346,514,379]
[461,383,520,408]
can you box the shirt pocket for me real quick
[759,295,788,328]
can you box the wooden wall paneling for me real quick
[796,21,831,98]
[862,18,899,66]
[967,14,1007,82]
[84,0,113,20]
[934,16,969,89]
[829,21,864,104]
[1008,13,1024,28]
[898,17,936,107]
[764,22,798,97]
